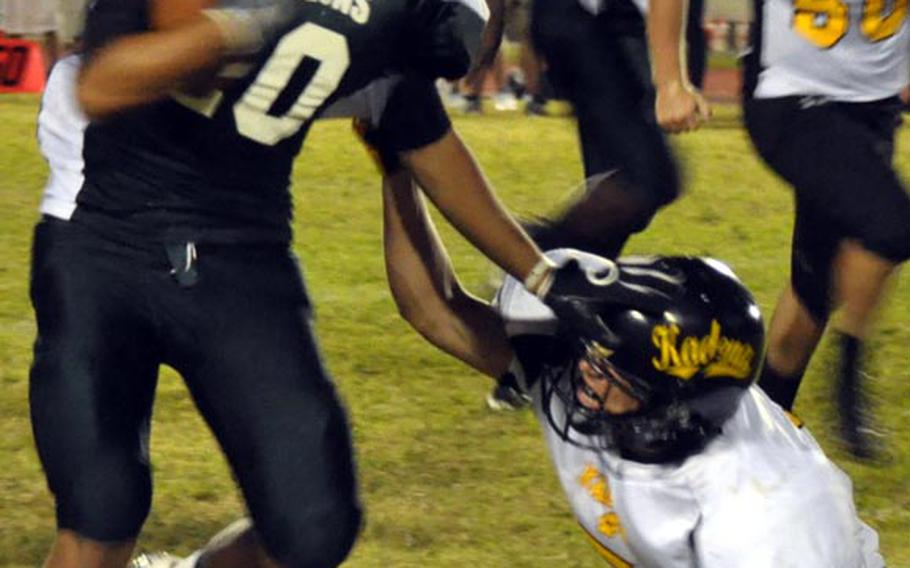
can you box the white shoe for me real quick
[130,552,183,568]
[493,92,518,111]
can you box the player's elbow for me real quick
[77,76,117,121]
[77,64,145,120]
[392,281,466,345]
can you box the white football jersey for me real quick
[754,0,909,101]
[38,54,88,221]
[494,251,884,567]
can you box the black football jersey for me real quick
[76,0,473,244]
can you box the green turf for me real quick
[1,98,908,567]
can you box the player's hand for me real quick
[535,257,682,348]
[204,0,303,55]
[655,81,711,134]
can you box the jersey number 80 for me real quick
[793,0,908,48]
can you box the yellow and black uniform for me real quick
[743,0,910,321]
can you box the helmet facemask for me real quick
[540,339,656,451]
[541,346,721,463]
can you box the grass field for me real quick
[1,95,908,567]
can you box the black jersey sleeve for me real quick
[407,0,488,79]
[82,0,150,62]
[375,76,451,153]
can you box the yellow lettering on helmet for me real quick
[651,320,754,381]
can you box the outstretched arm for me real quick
[401,129,544,284]
[382,169,514,378]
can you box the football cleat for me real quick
[486,374,532,411]
[836,370,885,461]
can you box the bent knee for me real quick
[56,459,152,541]
[261,501,363,568]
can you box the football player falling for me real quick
[376,163,885,567]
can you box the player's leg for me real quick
[801,103,907,456]
[529,0,679,258]
[745,97,822,410]
[833,240,899,341]
[830,241,900,447]
[759,287,825,409]
[462,66,487,114]
[757,203,833,411]
[745,97,835,411]
[747,97,910,454]
[30,218,160,568]
[132,519,263,568]
[164,245,362,568]
[822,102,910,455]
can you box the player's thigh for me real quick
[694,463,875,567]
[29,218,160,540]
[747,98,910,262]
[171,246,360,560]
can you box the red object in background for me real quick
[0,37,47,93]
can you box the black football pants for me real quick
[744,96,910,321]
[530,0,679,207]
[29,217,361,567]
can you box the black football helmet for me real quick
[540,256,765,464]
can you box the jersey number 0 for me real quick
[176,23,350,146]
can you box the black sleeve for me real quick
[375,76,451,153]
[82,0,150,62]
[406,0,488,79]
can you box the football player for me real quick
[523,0,711,259]
[375,164,885,566]
[482,0,714,409]
[742,0,910,458]
[32,2,673,567]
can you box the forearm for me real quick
[78,17,226,119]
[383,170,514,378]
[401,129,542,283]
[648,0,689,88]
